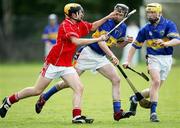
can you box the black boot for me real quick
[0,97,11,118]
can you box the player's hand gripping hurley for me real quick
[107,9,136,35]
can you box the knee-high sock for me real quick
[151,102,157,114]
[43,86,58,101]
[113,101,121,113]
[8,93,19,105]
[73,108,81,118]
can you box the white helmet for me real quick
[114,4,129,17]
[48,14,57,20]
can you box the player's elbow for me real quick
[70,37,80,45]
[91,23,98,31]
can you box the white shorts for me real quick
[147,55,172,80]
[75,46,111,71]
[41,63,76,79]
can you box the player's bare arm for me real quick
[116,36,133,48]
[91,11,119,31]
[160,38,180,47]
[70,34,109,45]
[98,41,119,65]
[123,46,136,68]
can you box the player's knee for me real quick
[152,79,161,88]
[33,88,44,96]
[111,76,121,85]
[57,81,69,90]
[75,85,84,94]
[78,85,84,93]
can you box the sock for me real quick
[73,108,81,118]
[43,86,58,101]
[8,94,19,105]
[151,102,157,114]
[113,101,121,113]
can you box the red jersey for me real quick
[45,18,92,66]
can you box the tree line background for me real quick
[0,0,143,62]
[1,0,179,63]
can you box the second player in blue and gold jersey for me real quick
[124,3,180,122]
[88,18,127,55]
[132,15,180,55]
[42,14,59,56]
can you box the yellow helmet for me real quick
[64,3,84,16]
[146,3,162,13]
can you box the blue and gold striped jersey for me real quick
[42,24,59,45]
[88,19,127,55]
[132,16,180,55]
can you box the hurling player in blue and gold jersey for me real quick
[123,3,180,122]
[35,3,134,121]
[42,14,59,57]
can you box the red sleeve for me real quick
[62,22,79,39]
[79,21,92,37]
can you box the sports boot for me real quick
[150,113,160,122]
[113,109,134,121]
[129,96,138,116]
[35,94,46,114]
[0,97,11,118]
[72,115,94,124]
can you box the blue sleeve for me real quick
[43,26,49,35]
[166,20,180,40]
[42,26,49,43]
[132,27,146,49]
[98,21,111,32]
[121,25,127,38]
[117,24,126,42]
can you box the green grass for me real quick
[0,63,180,128]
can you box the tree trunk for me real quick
[1,0,13,61]
[2,0,13,37]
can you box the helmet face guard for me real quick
[64,3,84,22]
[146,3,162,24]
[114,4,129,17]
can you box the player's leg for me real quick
[149,55,172,122]
[0,75,52,118]
[98,64,120,101]
[54,68,84,92]
[97,64,133,121]
[35,80,66,114]
[61,71,93,123]
[129,65,161,121]
[35,68,84,114]
[148,68,161,122]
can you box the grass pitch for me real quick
[0,63,180,128]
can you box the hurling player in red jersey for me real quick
[0,3,118,123]
[35,3,134,122]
